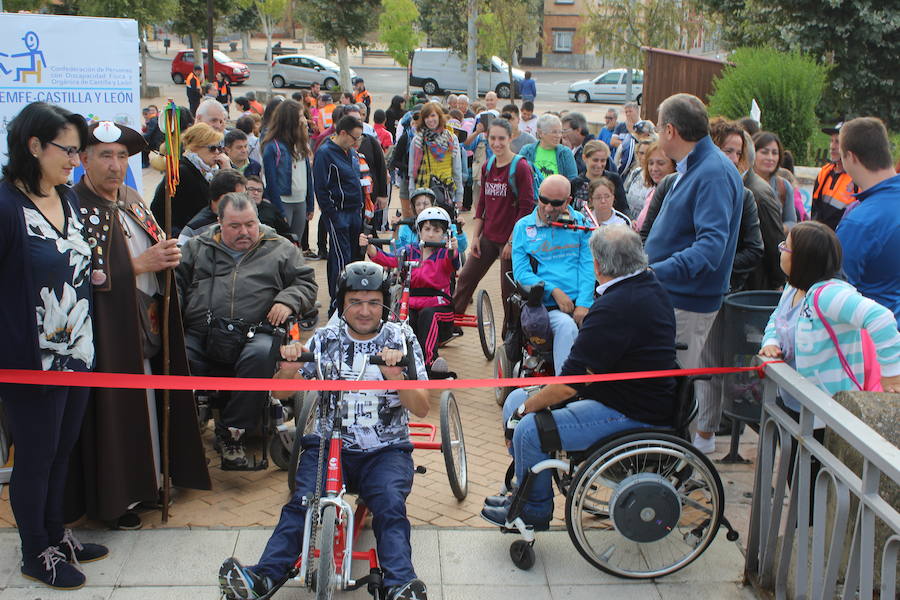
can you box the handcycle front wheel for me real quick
[439,391,468,500]
[316,504,338,600]
[494,343,515,407]
[288,391,318,493]
[476,289,496,360]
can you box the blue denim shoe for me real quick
[58,528,109,564]
[21,546,86,590]
[219,557,271,599]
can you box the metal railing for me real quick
[746,361,900,599]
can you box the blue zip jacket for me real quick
[511,206,595,308]
[836,173,900,325]
[644,135,743,313]
[518,142,578,183]
[261,140,314,215]
[312,137,363,220]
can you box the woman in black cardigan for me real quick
[150,122,225,237]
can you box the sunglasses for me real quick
[48,141,80,158]
[538,195,566,207]
[207,145,225,153]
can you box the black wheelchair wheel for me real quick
[476,289,496,360]
[288,391,318,493]
[509,539,535,570]
[494,344,515,407]
[316,504,338,600]
[269,433,293,471]
[439,391,468,500]
[564,432,726,579]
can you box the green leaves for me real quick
[378,0,421,67]
[708,47,829,163]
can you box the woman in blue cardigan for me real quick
[0,102,107,589]
[518,113,578,186]
[262,99,314,242]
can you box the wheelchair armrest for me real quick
[505,271,545,306]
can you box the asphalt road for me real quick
[145,55,599,104]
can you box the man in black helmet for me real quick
[219,261,430,600]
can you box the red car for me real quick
[170,49,250,85]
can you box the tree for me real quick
[296,0,380,92]
[79,0,177,97]
[415,0,467,56]
[477,0,541,102]
[698,0,900,128]
[237,0,289,93]
[226,6,260,59]
[378,0,420,95]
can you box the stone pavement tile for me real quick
[549,584,661,600]
[0,530,20,588]
[57,530,138,587]
[438,530,548,586]
[656,582,757,599]
[536,531,643,585]
[443,585,550,600]
[117,530,239,586]
[109,587,222,599]
[0,587,114,599]
[653,537,745,583]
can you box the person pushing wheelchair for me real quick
[219,261,430,600]
[482,225,678,530]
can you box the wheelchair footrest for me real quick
[221,456,269,472]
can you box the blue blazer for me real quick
[262,139,314,215]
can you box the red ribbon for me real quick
[0,364,775,393]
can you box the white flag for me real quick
[750,99,761,125]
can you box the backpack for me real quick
[485,154,538,207]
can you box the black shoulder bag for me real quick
[203,245,251,364]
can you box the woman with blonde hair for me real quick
[634,140,676,236]
[150,122,225,236]
[408,101,463,209]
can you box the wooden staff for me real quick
[160,100,181,522]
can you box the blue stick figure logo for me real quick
[0,31,47,83]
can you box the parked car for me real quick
[270,54,356,90]
[568,69,643,104]
[409,48,524,99]
[170,49,250,85]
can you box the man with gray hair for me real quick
[561,112,595,176]
[482,224,678,530]
[176,194,317,470]
[644,93,742,454]
[196,98,228,133]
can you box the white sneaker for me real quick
[692,432,716,455]
[430,357,449,373]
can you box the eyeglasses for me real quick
[47,141,80,158]
[207,145,224,153]
[246,187,264,194]
[593,193,614,202]
[347,132,362,142]
[778,241,792,253]
[538,195,566,207]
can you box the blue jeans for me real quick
[254,437,416,587]
[503,389,652,520]
[325,209,363,304]
[548,309,578,376]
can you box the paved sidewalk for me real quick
[0,527,756,599]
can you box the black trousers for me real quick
[2,383,89,558]
[410,305,455,366]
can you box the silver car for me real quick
[270,54,357,90]
[568,68,643,104]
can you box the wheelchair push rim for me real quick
[494,344,515,407]
[476,289,496,360]
[440,391,468,500]
[564,433,725,579]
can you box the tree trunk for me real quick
[192,33,204,79]
[241,31,250,59]
[337,38,351,92]
[466,0,478,99]
[301,28,307,50]
[139,26,149,99]
[206,0,215,82]
[625,67,633,102]
[257,7,274,95]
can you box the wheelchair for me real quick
[195,321,299,471]
[494,368,740,578]
[494,274,554,406]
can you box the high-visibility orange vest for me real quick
[185,72,200,89]
[812,162,857,229]
[354,89,371,105]
[322,103,336,128]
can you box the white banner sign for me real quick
[0,13,142,189]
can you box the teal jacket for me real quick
[518,142,578,183]
[511,206,595,308]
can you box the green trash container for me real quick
[721,290,781,425]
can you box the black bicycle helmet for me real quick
[335,261,392,321]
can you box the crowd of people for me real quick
[1,77,899,598]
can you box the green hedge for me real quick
[709,47,829,165]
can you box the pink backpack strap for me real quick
[812,284,863,390]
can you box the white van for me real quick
[409,48,525,98]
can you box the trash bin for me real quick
[721,291,781,425]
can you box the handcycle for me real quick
[492,364,740,578]
[265,342,455,600]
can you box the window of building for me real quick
[553,29,574,53]
[555,0,575,4]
